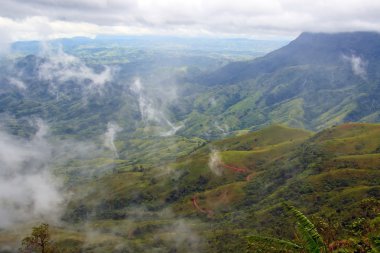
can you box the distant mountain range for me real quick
[10,35,287,62]
[1,32,379,143]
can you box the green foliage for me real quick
[0,123,378,252]
[247,205,327,253]
[208,230,250,252]
[283,204,327,253]
[247,235,302,252]
[2,33,380,253]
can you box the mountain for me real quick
[201,32,380,84]
[1,32,380,252]
[0,32,379,170]
[183,32,380,134]
[2,32,380,143]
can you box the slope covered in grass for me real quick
[1,123,379,252]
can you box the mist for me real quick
[130,77,183,136]
[2,10,379,252]
[214,121,229,136]
[104,122,122,158]
[163,220,203,252]
[208,149,223,176]
[37,45,113,95]
[343,54,367,79]
[0,122,63,229]
[7,77,26,90]
[0,117,112,231]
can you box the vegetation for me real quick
[247,204,327,253]
[247,201,380,252]
[19,224,55,253]
[0,123,375,252]
[1,32,380,252]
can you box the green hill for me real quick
[2,123,378,252]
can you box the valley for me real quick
[0,32,379,253]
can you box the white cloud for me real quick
[7,77,26,90]
[0,118,114,229]
[130,78,183,136]
[0,0,380,41]
[350,55,367,78]
[164,220,202,252]
[104,122,122,158]
[343,54,367,79]
[208,149,223,176]
[37,46,113,93]
[0,123,63,228]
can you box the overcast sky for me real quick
[1,0,380,43]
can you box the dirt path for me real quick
[222,164,254,181]
[191,196,213,216]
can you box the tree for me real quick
[19,223,54,253]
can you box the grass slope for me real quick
[2,123,379,252]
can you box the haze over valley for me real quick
[0,1,379,252]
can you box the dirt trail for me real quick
[222,164,254,181]
[191,196,213,216]
[222,164,248,173]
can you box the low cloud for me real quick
[343,54,367,79]
[130,77,183,136]
[104,122,122,158]
[214,121,229,136]
[208,149,223,176]
[0,122,63,228]
[7,77,26,90]
[38,46,113,94]
[1,43,115,97]
[0,119,109,229]
[163,220,203,253]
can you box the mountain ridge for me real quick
[199,31,380,85]
[1,31,380,156]
[181,31,380,135]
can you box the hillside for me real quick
[1,32,380,145]
[0,33,380,252]
[1,123,378,252]
[2,0,380,252]
[181,32,380,134]
[200,32,380,85]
